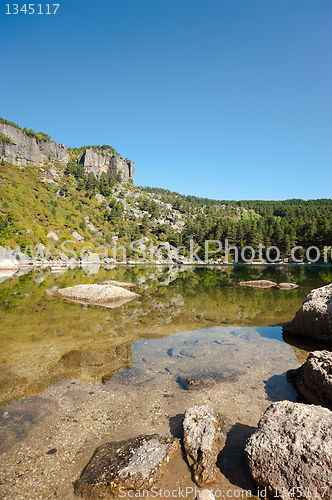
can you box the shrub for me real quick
[0,133,13,145]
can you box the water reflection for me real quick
[0,264,330,407]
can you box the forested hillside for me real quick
[0,118,331,264]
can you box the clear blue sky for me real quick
[1,0,331,200]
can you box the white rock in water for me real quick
[54,283,140,308]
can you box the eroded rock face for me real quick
[0,123,67,166]
[79,148,134,182]
[182,405,227,486]
[283,284,332,343]
[287,350,332,410]
[245,401,332,500]
[74,435,179,498]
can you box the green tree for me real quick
[79,218,86,231]
[141,214,150,235]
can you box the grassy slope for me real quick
[0,160,134,258]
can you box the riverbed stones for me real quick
[54,283,140,307]
[245,401,332,500]
[287,350,332,410]
[182,405,226,486]
[283,283,332,343]
[74,434,180,498]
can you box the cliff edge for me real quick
[0,123,67,166]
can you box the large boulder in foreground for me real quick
[245,401,332,500]
[54,283,140,307]
[182,405,227,486]
[283,284,332,343]
[74,435,179,498]
[287,350,332,410]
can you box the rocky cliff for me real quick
[0,123,67,166]
[79,148,134,182]
[0,120,134,183]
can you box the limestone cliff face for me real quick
[0,124,67,166]
[79,148,134,182]
[0,122,135,183]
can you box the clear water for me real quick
[0,264,331,498]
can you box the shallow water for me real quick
[0,265,331,498]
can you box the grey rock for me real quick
[0,245,33,267]
[0,123,67,166]
[82,253,100,262]
[283,284,332,343]
[46,231,59,242]
[79,148,134,182]
[55,283,140,308]
[245,401,332,500]
[46,166,60,180]
[71,231,84,242]
[95,193,106,204]
[277,282,299,290]
[86,223,97,233]
[59,252,69,262]
[74,434,179,498]
[182,405,227,486]
[287,350,332,410]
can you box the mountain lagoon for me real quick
[0,264,331,499]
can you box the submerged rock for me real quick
[74,434,179,498]
[187,377,203,387]
[238,280,277,288]
[276,282,299,290]
[287,350,332,410]
[245,401,332,500]
[182,405,227,486]
[54,283,140,307]
[283,283,332,343]
[182,370,240,390]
